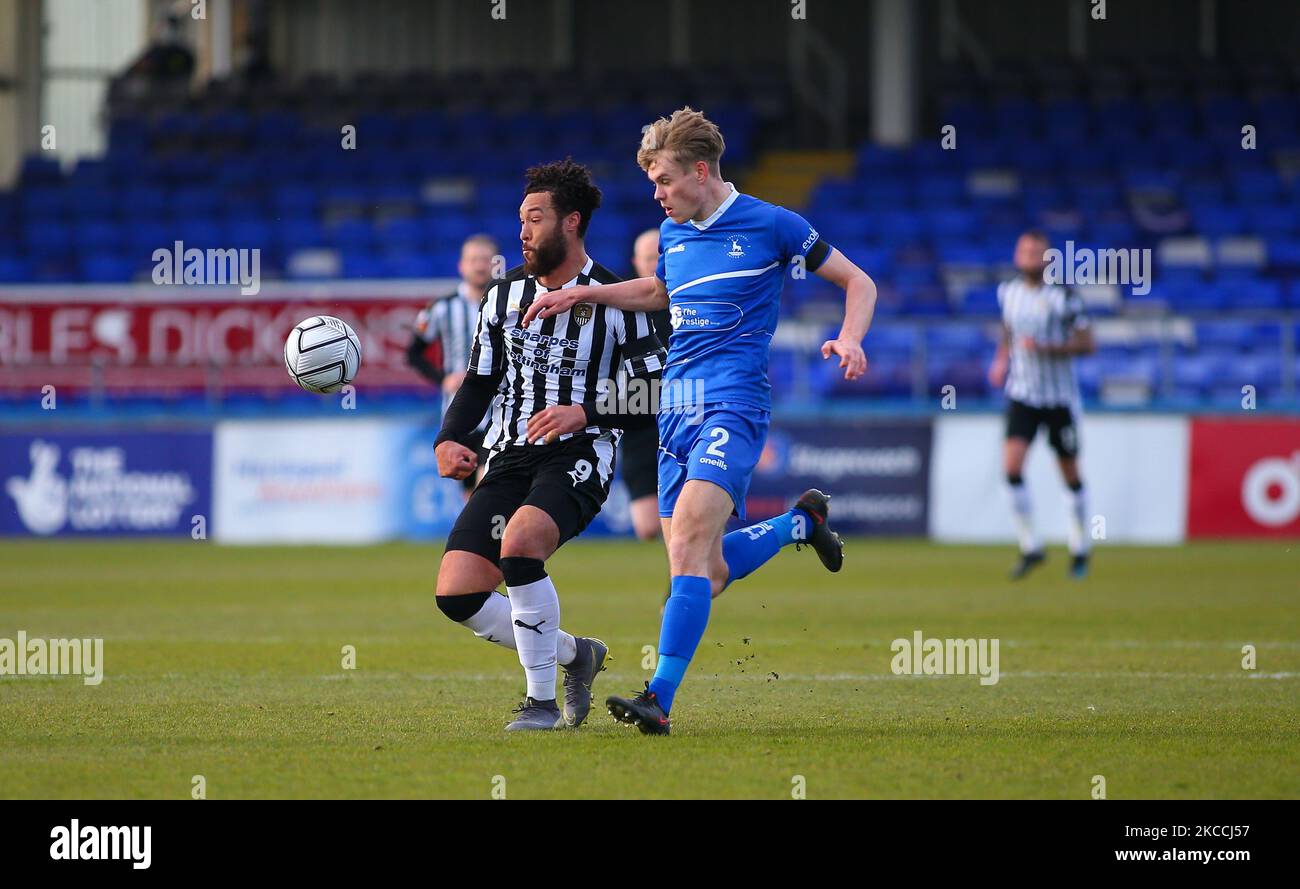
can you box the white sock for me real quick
[1007,479,1039,553]
[462,592,574,662]
[508,574,561,701]
[461,591,516,650]
[449,591,576,662]
[1065,483,1089,555]
[556,631,577,667]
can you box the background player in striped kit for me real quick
[433,160,666,731]
[623,229,674,543]
[407,233,498,495]
[988,230,1097,580]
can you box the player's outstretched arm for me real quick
[989,324,1010,388]
[406,330,444,385]
[815,247,876,381]
[523,276,667,324]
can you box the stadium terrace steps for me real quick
[741,150,855,210]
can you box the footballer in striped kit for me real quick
[433,160,666,731]
[988,230,1097,580]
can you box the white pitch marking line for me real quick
[315,670,1300,683]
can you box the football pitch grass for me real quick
[2,538,1297,799]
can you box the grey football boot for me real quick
[505,696,564,731]
[561,637,609,727]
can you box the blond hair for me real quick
[637,107,725,175]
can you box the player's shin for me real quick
[1006,474,1039,553]
[720,509,801,588]
[501,557,564,702]
[1065,480,1089,555]
[648,574,712,714]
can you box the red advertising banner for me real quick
[1187,418,1300,538]
[0,287,444,393]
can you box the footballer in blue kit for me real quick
[526,108,878,734]
[654,185,832,522]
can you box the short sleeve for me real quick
[617,310,666,378]
[466,287,503,376]
[774,205,830,272]
[414,305,435,342]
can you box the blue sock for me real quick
[648,574,712,714]
[721,508,803,588]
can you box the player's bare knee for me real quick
[500,512,556,560]
[436,571,478,599]
[434,560,461,598]
[667,530,711,576]
[436,551,499,599]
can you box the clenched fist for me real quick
[436,440,479,480]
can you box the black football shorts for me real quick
[445,434,616,563]
[1005,399,1080,458]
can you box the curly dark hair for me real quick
[523,158,602,238]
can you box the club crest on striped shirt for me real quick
[572,303,593,326]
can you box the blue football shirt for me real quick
[655,184,830,412]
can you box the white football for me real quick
[284,315,362,393]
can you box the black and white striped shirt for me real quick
[415,282,480,377]
[998,278,1088,408]
[467,256,666,452]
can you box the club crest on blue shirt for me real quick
[572,303,593,326]
[724,234,750,259]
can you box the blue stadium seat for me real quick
[1169,280,1229,312]
[384,253,438,278]
[21,156,63,185]
[1223,278,1284,310]
[0,256,34,282]
[926,324,991,355]
[279,217,327,252]
[1194,320,1279,351]
[329,219,377,251]
[865,325,917,354]
[378,217,426,251]
[79,253,138,283]
[73,221,125,252]
[227,219,276,250]
[960,286,1001,316]
[341,251,385,279]
[1247,205,1297,235]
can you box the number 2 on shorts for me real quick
[705,427,729,458]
